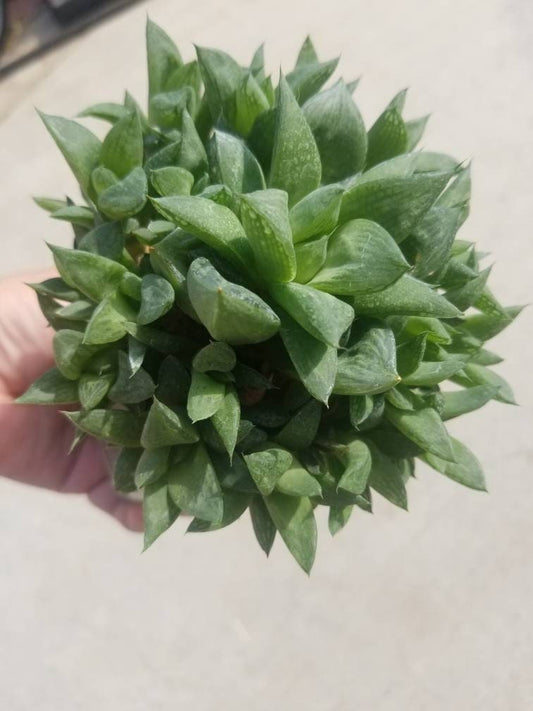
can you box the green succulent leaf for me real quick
[441,385,498,420]
[39,112,101,195]
[278,307,337,404]
[143,479,181,550]
[309,218,409,295]
[108,351,155,404]
[98,167,148,220]
[263,492,317,573]
[229,74,270,137]
[240,189,296,282]
[196,45,244,121]
[187,490,250,532]
[328,505,354,536]
[211,387,241,459]
[244,447,293,495]
[352,275,462,318]
[276,463,322,497]
[270,281,354,348]
[422,438,486,491]
[337,440,372,495]
[208,130,265,193]
[294,234,329,284]
[113,448,142,493]
[366,106,408,169]
[250,497,276,556]
[367,444,408,510]
[287,57,339,105]
[303,80,367,182]
[141,397,198,448]
[187,258,280,345]
[84,293,136,345]
[289,184,344,244]
[53,329,97,380]
[146,18,183,101]
[151,166,194,197]
[65,409,144,447]
[138,274,175,325]
[48,244,126,302]
[385,402,454,462]
[275,399,322,450]
[187,369,226,423]
[78,372,114,410]
[168,442,223,523]
[341,170,453,243]
[334,326,399,396]
[16,367,80,405]
[152,195,252,269]
[402,355,468,387]
[349,394,374,429]
[453,363,516,405]
[100,111,143,178]
[135,446,171,489]
[269,77,321,206]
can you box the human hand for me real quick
[0,271,143,531]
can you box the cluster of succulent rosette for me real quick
[19,19,520,571]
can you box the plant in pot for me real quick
[18,19,521,572]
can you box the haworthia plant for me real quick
[19,20,521,573]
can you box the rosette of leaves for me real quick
[19,20,522,572]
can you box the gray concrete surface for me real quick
[0,1,532,709]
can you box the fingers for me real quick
[87,477,144,532]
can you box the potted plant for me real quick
[18,19,521,572]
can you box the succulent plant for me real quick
[18,19,521,572]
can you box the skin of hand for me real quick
[0,270,143,532]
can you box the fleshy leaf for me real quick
[294,234,329,284]
[39,112,101,195]
[108,352,155,404]
[151,167,194,197]
[113,448,141,493]
[244,447,293,495]
[208,130,265,193]
[341,170,453,242]
[48,244,126,302]
[65,409,144,447]
[250,497,276,556]
[84,293,136,345]
[196,46,244,121]
[352,275,462,318]
[328,505,354,536]
[422,438,487,491]
[270,281,354,348]
[263,492,317,573]
[16,367,79,405]
[385,402,455,461]
[287,57,339,105]
[289,184,344,244]
[187,258,280,345]
[367,444,408,509]
[402,355,468,387]
[168,443,223,523]
[141,397,198,448]
[337,440,372,495]
[269,77,321,206]
[100,111,143,178]
[187,490,250,532]
[53,329,97,380]
[146,18,183,102]
[309,218,409,295]
[152,195,252,269]
[135,446,171,488]
[334,326,399,395]
[187,369,226,422]
[98,167,148,220]
[275,399,322,450]
[366,106,408,169]
[277,307,337,404]
[211,388,241,458]
[276,463,322,497]
[143,479,181,550]
[303,80,367,182]
[240,189,296,282]
[441,385,498,420]
[138,274,175,325]
[78,372,114,410]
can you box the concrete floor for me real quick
[0,1,532,709]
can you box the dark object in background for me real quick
[0,0,139,79]
[45,0,111,24]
